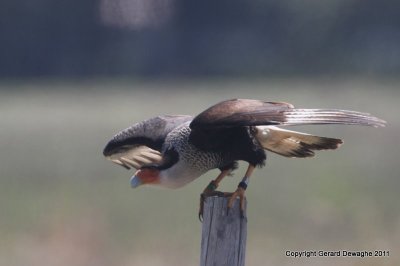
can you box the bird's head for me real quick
[130,168,160,188]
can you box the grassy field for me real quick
[0,78,399,266]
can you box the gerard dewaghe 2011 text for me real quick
[286,250,390,258]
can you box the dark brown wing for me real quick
[104,115,192,169]
[190,99,294,129]
[188,98,385,152]
[188,99,295,152]
[190,98,386,130]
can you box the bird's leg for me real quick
[227,164,255,218]
[199,169,231,221]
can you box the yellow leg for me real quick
[202,169,230,194]
[227,164,255,218]
[199,169,231,221]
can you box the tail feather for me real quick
[282,109,386,128]
[255,126,343,158]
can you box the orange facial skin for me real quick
[133,168,160,186]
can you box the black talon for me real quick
[199,193,206,222]
[214,191,225,197]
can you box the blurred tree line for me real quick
[0,0,399,78]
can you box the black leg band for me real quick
[206,180,218,191]
[238,181,248,190]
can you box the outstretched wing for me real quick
[189,98,385,152]
[190,99,386,129]
[190,99,294,129]
[255,126,343,158]
[103,115,192,169]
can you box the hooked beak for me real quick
[130,174,142,188]
[129,168,160,188]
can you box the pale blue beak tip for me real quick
[130,175,142,188]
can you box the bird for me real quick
[102,99,386,220]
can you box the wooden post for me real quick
[200,196,247,266]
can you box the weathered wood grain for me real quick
[200,196,247,266]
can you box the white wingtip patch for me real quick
[108,145,163,169]
[120,157,141,169]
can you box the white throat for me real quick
[158,160,206,189]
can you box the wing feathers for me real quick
[120,157,141,169]
[104,115,192,169]
[255,126,343,158]
[283,109,386,127]
[190,99,386,129]
[190,99,293,128]
[108,145,163,169]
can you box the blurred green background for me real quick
[1,1,400,265]
[1,80,398,266]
